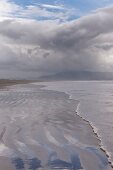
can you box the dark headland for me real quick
[0,79,35,88]
[39,71,113,81]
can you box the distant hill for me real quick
[39,71,113,81]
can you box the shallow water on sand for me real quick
[0,83,112,170]
[40,81,113,168]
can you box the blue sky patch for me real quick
[1,0,112,21]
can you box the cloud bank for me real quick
[0,1,113,78]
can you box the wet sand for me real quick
[0,83,112,170]
[0,79,34,89]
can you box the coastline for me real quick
[40,83,113,169]
[76,103,113,168]
[0,81,112,169]
[0,79,35,89]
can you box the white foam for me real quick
[76,103,113,168]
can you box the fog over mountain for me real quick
[39,71,113,81]
[0,1,113,79]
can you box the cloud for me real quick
[20,4,77,21]
[0,0,77,21]
[0,0,21,19]
[0,2,113,78]
[38,4,64,10]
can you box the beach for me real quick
[0,82,112,170]
[0,80,34,89]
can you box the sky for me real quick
[0,0,113,79]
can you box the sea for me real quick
[40,81,113,167]
[0,81,113,170]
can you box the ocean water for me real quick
[0,82,112,170]
[40,81,113,167]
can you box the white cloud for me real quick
[38,4,64,10]
[0,0,21,19]
[0,1,113,78]
[20,4,77,21]
[0,0,77,21]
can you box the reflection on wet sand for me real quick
[12,156,82,170]
[12,158,25,169]
[0,84,111,170]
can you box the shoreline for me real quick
[0,79,35,89]
[1,82,111,170]
[40,83,113,169]
[76,103,113,168]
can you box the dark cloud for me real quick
[0,5,113,78]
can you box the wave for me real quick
[41,84,113,169]
[76,102,113,169]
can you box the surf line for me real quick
[75,102,113,169]
[40,84,113,168]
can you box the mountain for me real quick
[39,71,113,81]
